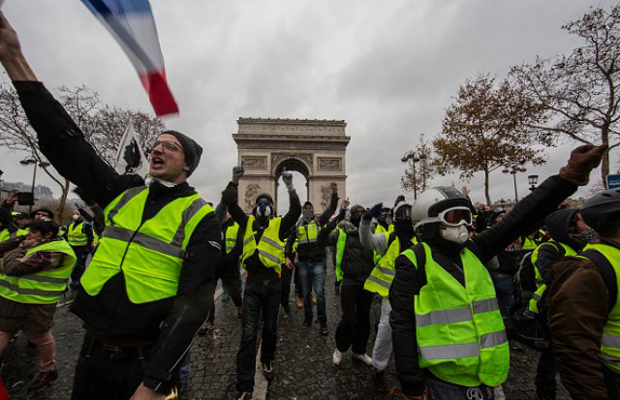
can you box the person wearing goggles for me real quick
[389,144,607,400]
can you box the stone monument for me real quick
[233,118,351,213]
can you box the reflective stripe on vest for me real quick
[335,229,346,282]
[0,240,76,304]
[579,244,620,374]
[297,220,320,244]
[364,234,417,297]
[225,222,240,254]
[528,241,576,314]
[68,222,88,247]
[403,243,509,387]
[241,216,284,273]
[82,186,213,304]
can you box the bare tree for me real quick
[0,82,164,219]
[434,75,549,205]
[511,5,620,186]
[401,134,436,197]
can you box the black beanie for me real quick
[161,130,203,177]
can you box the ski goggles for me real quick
[434,206,473,227]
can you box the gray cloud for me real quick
[0,0,616,210]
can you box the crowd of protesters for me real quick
[1,10,620,400]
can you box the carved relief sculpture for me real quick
[318,157,341,171]
[242,156,267,170]
[320,185,332,209]
[244,184,261,212]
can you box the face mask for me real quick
[350,217,361,228]
[72,214,80,221]
[303,210,314,220]
[256,200,272,218]
[571,228,599,244]
[441,225,469,244]
[394,220,413,235]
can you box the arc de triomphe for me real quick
[233,118,351,214]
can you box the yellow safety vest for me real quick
[335,228,346,282]
[297,219,320,244]
[403,243,509,387]
[0,239,76,304]
[225,222,240,254]
[579,244,620,374]
[82,187,213,304]
[0,228,27,242]
[528,241,576,314]
[242,216,285,274]
[67,222,89,247]
[365,234,417,297]
[373,224,394,263]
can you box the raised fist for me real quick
[282,171,294,188]
[232,166,244,183]
[330,182,338,193]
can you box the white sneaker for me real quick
[332,348,343,366]
[351,352,372,366]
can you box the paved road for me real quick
[2,266,569,400]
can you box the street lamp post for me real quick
[20,157,50,213]
[528,174,539,192]
[502,164,527,203]
[401,150,427,200]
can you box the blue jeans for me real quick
[490,271,516,315]
[298,261,326,322]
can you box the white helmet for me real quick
[412,187,474,233]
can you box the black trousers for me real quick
[335,283,374,354]
[236,276,281,394]
[71,336,167,400]
[281,265,293,307]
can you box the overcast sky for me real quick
[0,0,617,213]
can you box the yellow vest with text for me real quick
[225,222,240,254]
[365,234,417,298]
[0,239,76,304]
[242,216,284,274]
[82,187,213,304]
[579,244,620,374]
[68,222,89,247]
[403,243,509,387]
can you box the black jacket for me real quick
[224,182,301,279]
[217,218,243,279]
[388,175,577,396]
[15,81,222,394]
[285,192,338,262]
[326,220,375,286]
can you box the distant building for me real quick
[0,180,55,202]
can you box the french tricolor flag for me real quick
[81,0,179,117]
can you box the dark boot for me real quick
[374,369,387,393]
[262,361,275,381]
[302,316,312,327]
[535,387,556,400]
[319,319,328,336]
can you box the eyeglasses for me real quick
[437,207,473,227]
[149,140,182,153]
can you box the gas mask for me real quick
[72,214,80,221]
[255,199,272,219]
[441,225,470,244]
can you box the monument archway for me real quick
[233,118,351,214]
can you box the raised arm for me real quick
[221,166,249,228]
[279,171,301,239]
[360,203,389,254]
[473,145,607,263]
[0,13,142,208]
[318,183,339,226]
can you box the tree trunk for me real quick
[484,169,491,206]
[601,129,610,189]
[57,179,70,224]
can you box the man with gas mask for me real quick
[221,166,301,400]
[360,200,417,391]
[389,144,606,400]
[285,182,339,335]
[327,203,375,367]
